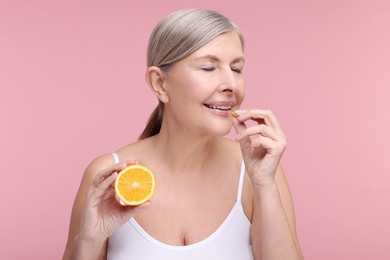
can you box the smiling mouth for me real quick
[204,104,233,111]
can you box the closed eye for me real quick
[202,67,215,72]
[231,67,242,73]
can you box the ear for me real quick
[145,66,169,103]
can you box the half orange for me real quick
[114,164,155,206]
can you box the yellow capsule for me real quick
[229,110,238,118]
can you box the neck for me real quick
[151,123,220,174]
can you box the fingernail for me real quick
[142,201,152,207]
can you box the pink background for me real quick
[1,1,389,259]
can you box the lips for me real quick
[203,104,233,111]
[203,101,235,111]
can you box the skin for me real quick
[63,31,303,259]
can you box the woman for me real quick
[63,9,303,260]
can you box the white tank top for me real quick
[108,152,254,260]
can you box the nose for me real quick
[218,67,238,93]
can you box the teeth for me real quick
[205,104,232,110]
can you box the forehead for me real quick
[186,31,244,61]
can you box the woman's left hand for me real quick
[232,109,287,187]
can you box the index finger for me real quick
[93,163,128,186]
[235,109,282,131]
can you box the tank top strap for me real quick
[112,152,120,164]
[236,161,245,202]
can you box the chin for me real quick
[207,123,233,137]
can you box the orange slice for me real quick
[114,164,155,206]
[229,110,238,118]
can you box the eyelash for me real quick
[202,67,215,72]
[201,67,242,73]
[232,67,242,73]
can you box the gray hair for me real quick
[147,9,244,72]
[140,9,244,140]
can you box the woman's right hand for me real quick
[78,162,151,244]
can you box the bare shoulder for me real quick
[74,153,119,194]
[115,137,156,163]
[83,154,117,181]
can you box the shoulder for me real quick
[74,152,118,203]
[84,153,116,177]
[114,137,156,163]
[76,153,118,193]
[86,153,116,171]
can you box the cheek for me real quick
[237,81,246,103]
[179,76,211,99]
[167,76,204,106]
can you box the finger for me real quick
[251,136,287,154]
[93,163,127,187]
[106,161,139,188]
[236,124,285,142]
[123,160,138,166]
[90,172,118,201]
[101,187,116,202]
[232,116,246,135]
[251,137,276,154]
[234,109,265,125]
[235,109,282,131]
[99,171,117,191]
[232,118,252,152]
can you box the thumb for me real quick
[232,117,246,135]
[232,118,252,153]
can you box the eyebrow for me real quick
[193,54,245,64]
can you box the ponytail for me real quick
[139,101,164,140]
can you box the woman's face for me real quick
[164,31,245,136]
